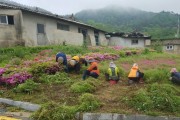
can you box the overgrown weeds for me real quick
[125,83,180,113]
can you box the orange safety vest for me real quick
[128,66,139,77]
[87,62,100,75]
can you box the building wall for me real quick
[99,32,108,46]
[0,9,23,47]
[0,9,108,47]
[109,37,145,48]
[22,11,85,46]
[163,45,180,54]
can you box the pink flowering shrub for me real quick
[85,53,119,62]
[112,46,124,50]
[0,68,6,76]
[0,72,32,86]
[45,64,62,75]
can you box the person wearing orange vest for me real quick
[82,58,99,80]
[128,63,144,84]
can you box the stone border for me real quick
[77,113,180,120]
[0,98,40,112]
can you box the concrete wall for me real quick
[163,45,180,54]
[99,31,108,46]
[0,9,23,47]
[0,9,108,47]
[109,37,145,48]
[22,11,107,46]
[22,11,85,46]
[78,113,180,120]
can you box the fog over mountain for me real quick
[75,5,179,39]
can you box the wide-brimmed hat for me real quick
[109,61,116,68]
[69,60,76,66]
[170,68,177,73]
[133,63,138,67]
[58,57,64,64]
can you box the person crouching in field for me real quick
[56,52,68,72]
[128,63,144,85]
[82,58,99,80]
[170,68,180,85]
[68,55,88,74]
[105,61,120,85]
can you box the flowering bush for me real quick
[45,64,62,75]
[0,72,32,86]
[85,53,119,62]
[0,68,6,76]
[112,46,124,50]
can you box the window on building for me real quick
[37,24,45,34]
[166,45,173,50]
[57,23,69,31]
[131,39,138,45]
[8,16,14,25]
[0,15,14,25]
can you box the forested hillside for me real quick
[75,5,179,39]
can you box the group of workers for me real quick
[56,52,99,80]
[56,52,180,85]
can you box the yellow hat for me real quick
[72,56,80,62]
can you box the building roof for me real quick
[0,0,106,32]
[162,39,180,45]
[106,32,151,39]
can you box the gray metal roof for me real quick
[0,0,106,32]
[0,0,53,15]
[163,39,180,45]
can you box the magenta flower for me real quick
[0,68,6,76]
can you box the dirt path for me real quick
[94,80,145,113]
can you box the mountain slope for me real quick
[75,5,179,39]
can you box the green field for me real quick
[0,45,179,120]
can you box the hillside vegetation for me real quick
[0,45,180,120]
[75,5,179,39]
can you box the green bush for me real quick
[119,51,126,57]
[147,83,180,112]
[70,81,95,93]
[13,79,39,93]
[14,47,26,58]
[29,63,50,78]
[128,83,180,113]
[144,68,169,83]
[142,48,150,54]
[10,57,22,65]
[129,89,153,112]
[52,105,77,120]
[31,102,77,120]
[78,93,102,112]
[39,73,73,84]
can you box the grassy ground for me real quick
[0,45,179,119]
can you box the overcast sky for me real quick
[12,0,180,15]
